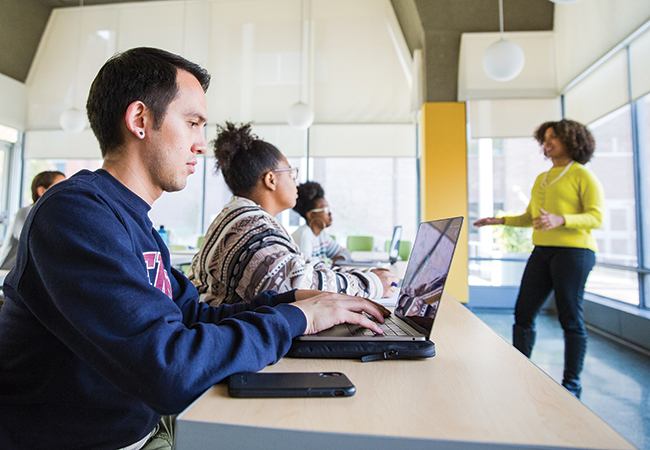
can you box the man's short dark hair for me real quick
[86,47,211,157]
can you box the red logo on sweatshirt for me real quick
[143,252,172,298]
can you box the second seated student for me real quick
[292,181,351,263]
[188,122,397,306]
[0,47,390,450]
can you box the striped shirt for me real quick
[291,224,351,263]
[188,196,382,306]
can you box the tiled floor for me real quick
[472,308,650,450]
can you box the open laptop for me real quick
[297,217,463,343]
[335,225,402,268]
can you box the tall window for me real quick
[585,105,639,305]
[0,139,14,239]
[149,155,418,252]
[467,136,546,287]
[149,157,207,249]
[306,157,418,249]
[20,156,417,252]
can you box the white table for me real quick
[349,250,390,261]
[170,249,199,267]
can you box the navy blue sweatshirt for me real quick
[0,169,307,449]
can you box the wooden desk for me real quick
[175,293,634,450]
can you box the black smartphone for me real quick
[227,372,356,398]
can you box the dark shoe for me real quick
[562,379,582,399]
[562,333,587,400]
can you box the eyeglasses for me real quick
[273,167,299,181]
[309,207,332,214]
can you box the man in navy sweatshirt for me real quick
[0,47,388,450]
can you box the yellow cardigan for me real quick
[503,162,604,252]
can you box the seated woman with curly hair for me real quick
[291,181,350,264]
[188,122,397,306]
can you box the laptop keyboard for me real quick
[348,316,415,337]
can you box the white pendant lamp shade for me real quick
[59,107,87,134]
[482,39,526,82]
[287,102,314,129]
[550,0,583,4]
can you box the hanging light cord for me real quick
[499,0,504,41]
[71,0,84,108]
[298,0,305,104]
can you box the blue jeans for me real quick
[513,246,595,398]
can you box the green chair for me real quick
[346,235,374,252]
[197,235,205,248]
[168,245,192,275]
[385,239,412,261]
[399,240,412,261]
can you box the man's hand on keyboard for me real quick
[293,291,391,335]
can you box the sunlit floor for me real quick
[472,308,650,450]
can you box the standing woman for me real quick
[188,122,397,306]
[474,119,604,398]
[292,181,351,263]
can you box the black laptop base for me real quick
[287,339,436,362]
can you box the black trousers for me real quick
[513,246,595,397]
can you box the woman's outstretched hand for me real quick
[473,217,505,227]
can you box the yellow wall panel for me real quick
[420,102,469,303]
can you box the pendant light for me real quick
[59,108,86,134]
[287,0,314,129]
[287,102,314,129]
[482,0,525,82]
[59,0,87,133]
[549,0,583,3]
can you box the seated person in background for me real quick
[292,181,350,263]
[188,122,397,306]
[0,170,66,270]
[0,47,390,449]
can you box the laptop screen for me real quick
[394,217,463,336]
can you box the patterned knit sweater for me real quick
[188,196,383,305]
